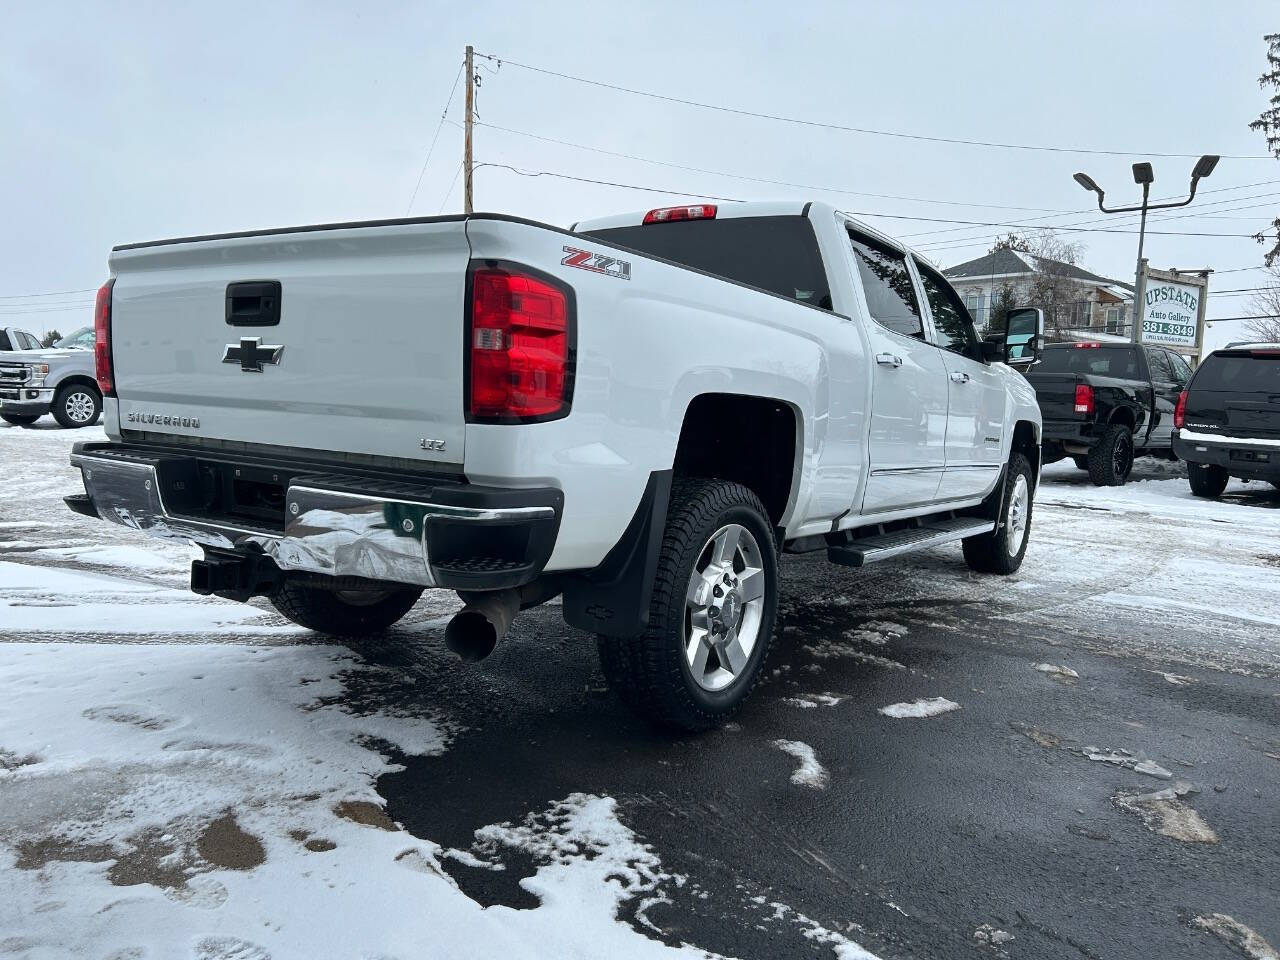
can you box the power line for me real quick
[437,162,464,213]
[0,303,95,315]
[476,162,744,202]
[0,287,96,301]
[906,182,1280,246]
[476,51,1275,160]
[405,60,466,216]
[479,161,1265,238]
[470,119,1082,214]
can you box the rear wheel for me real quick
[1087,424,1133,486]
[1071,455,1089,471]
[0,413,39,426]
[963,452,1034,575]
[1188,463,1230,499]
[52,383,101,428]
[596,478,777,732]
[269,579,422,636]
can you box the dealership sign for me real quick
[1138,266,1209,352]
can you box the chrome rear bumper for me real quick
[70,444,561,590]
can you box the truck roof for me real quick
[574,199,934,264]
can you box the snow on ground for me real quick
[0,642,721,960]
[771,739,829,788]
[876,697,961,719]
[0,424,737,960]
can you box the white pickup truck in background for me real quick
[67,200,1043,730]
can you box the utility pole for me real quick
[1071,155,1218,344]
[463,45,475,215]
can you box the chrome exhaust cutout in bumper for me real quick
[445,589,522,663]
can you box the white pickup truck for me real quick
[67,200,1043,730]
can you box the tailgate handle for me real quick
[226,280,282,326]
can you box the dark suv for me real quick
[1173,344,1280,498]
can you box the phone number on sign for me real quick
[1143,320,1195,338]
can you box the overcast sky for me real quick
[3,1,1276,348]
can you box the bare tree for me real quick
[999,230,1088,336]
[1246,267,1280,342]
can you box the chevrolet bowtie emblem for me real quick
[222,337,284,373]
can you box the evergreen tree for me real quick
[1249,33,1280,265]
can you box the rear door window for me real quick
[848,232,923,340]
[1167,351,1193,385]
[1034,346,1141,378]
[1193,351,1280,392]
[583,215,832,309]
[1145,348,1174,382]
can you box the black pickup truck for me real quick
[1027,342,1192,485]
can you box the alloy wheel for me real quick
[684,523,767,692]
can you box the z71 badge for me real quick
[561,246,631,280]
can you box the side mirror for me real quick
[1003,308,1044,368]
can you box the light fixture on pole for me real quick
[1072,155,1219,343]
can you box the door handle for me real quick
[226,280,282,327]
[876,352,903,368]
[950,371,971,384]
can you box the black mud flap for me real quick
[562,470,672,638]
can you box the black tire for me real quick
[0,413,40,426]
[51,382,102,428]
[963,453,1035,575]
[596,478,778,733]
[268,579,422,636]
[1187,463,1229,499]
[1071,455,1089,471]
[1087,423,1134,486]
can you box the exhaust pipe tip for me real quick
[444,588,522,663]
[444,609,500,663]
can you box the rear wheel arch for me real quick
[673,393,800,527]
[1110,405,1137,431]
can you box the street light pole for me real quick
[1072,155,1218,344]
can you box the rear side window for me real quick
[1035,346,1141,378]
[584,215,832,309]
[848,232,923,340]
[1193,351,1280,392]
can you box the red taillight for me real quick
[1174,389,1188,430]
[467,266,572,421]
[94,279,116,397]
[642,204,718,225]
[1073,342,1101,349]
[1074,383,1094,415]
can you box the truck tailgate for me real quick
[107,220,470,466]
[1025,372,1079,421]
